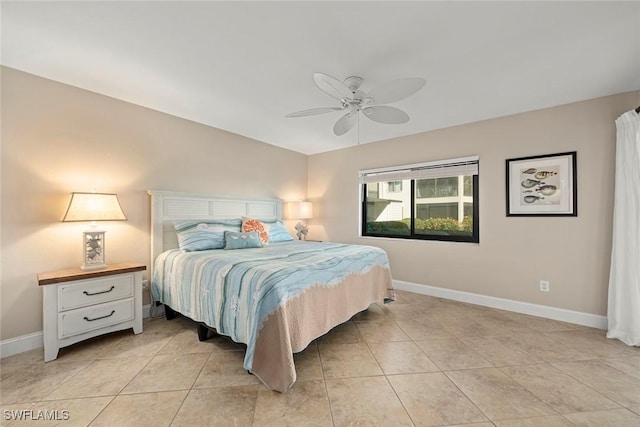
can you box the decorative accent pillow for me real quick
[241,217,294,244]
[241,217,270,245]
[223,231,263,250]
[264,220,294,242]
[174,219,242,251]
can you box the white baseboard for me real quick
[0,304,153,360]
[0,331,44,360]
[2,287,609,360]
[393,280,608,330]
[142,303,152,319]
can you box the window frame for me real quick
[359,157,480,243]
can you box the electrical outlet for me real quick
[539,280,550,292]
[142,279,149,290]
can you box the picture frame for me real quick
[81,230,107,270]
[506,151,577,216]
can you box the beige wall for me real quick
[2,65,637,342]
[308,91,639,316]
[1,67,308,341]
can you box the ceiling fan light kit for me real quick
[286,72,425,136]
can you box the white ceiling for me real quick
[2,1,639,155]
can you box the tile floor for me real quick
[1,291,639,426]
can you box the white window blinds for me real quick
[359,156,479,184]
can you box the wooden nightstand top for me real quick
[38,262,146,286]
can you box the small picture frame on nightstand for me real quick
[82,231,106,270]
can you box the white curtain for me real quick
[607,109,640,346]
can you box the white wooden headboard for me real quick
[147,190,282,273]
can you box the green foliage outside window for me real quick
[401,216,473,233]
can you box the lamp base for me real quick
[294,221,309,240]
[82,230,107,270]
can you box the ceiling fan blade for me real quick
[313,72,353,101]
[362,106,410,124]
[285,107,343,118]
[333,111,357,136]
[366,78,425,105]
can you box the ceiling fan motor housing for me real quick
[342,76,369,110]
[344,76,363,91]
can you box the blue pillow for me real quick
[224,231,263,250]
[175,219,242,251]
[265,220,294,242]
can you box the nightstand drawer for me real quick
[58,275,134,311]
[58,298,134,339]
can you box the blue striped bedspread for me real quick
[152,241,391,376]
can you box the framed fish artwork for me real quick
[506,151,577,216]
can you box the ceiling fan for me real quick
[286,73,425,136]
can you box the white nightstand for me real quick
[38,262,146,362]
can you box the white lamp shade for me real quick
[285,201,313,220]
[62,192,127,222]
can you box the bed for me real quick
[148,190,394,392]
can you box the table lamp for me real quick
[285,201,313,240]
[62,192,127,270]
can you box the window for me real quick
[387,181,403,193]
[416,177,458,198]
[360,156,479,243]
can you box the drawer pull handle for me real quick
[83,310,116,322]
[83,286,115,296]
